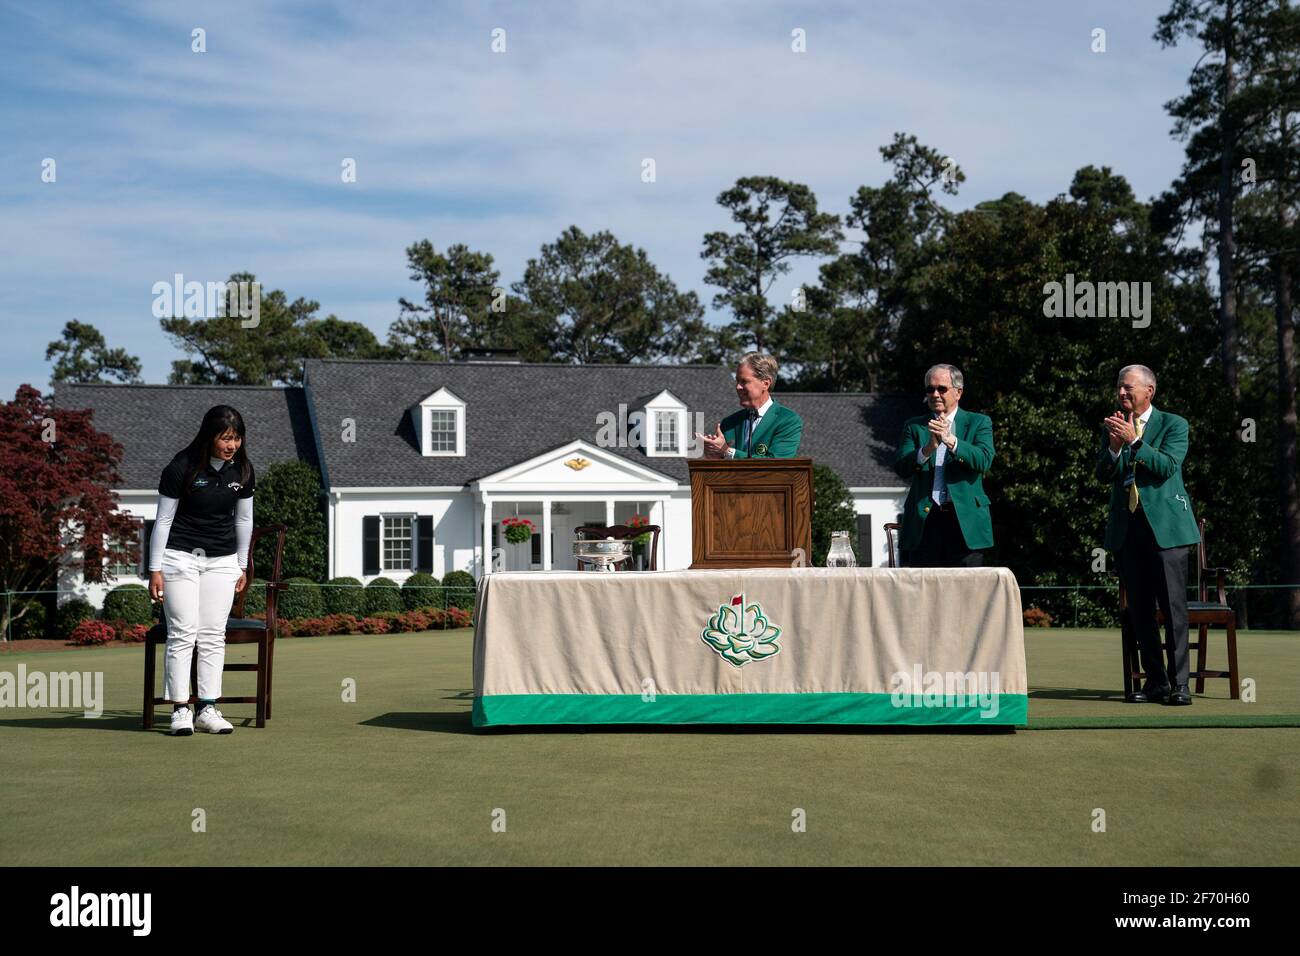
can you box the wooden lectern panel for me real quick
[689,458,814,568]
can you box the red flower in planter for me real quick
[502,516,536,544]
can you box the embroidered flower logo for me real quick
[701,593,782,667]
[754,442,769,456]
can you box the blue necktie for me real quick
[744,409,759,454]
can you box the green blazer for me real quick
[721,400,803,458]
[893,408,995,551]
[1095,407,1200,551]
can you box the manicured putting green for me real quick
[0,628,1295,865]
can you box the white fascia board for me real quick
[332,486,468,494]
[473,439,676,486]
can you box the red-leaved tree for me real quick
[0,385,139,640]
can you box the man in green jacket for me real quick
[893,364,995,567]
[696,352,803,459]
[1097,364,1201,706]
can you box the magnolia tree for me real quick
[0,385,138,640]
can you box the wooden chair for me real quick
[143,525,288,729]
[884,522,901,569]
[575,524,661,571]
[1119,517,1240,699]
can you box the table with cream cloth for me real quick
[472,566,1027,727]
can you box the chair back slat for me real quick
[232,524,287,617]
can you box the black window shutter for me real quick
[363,516,380,575]
[417,516,433,573]
[140,519,155,578]
[856,514,873,567]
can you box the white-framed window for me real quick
[654,411,679,454]
[416,387,466,456]
[644,389,688,458]
[105,520,144,579]
[428,409,457,452]
[382,514,414,571]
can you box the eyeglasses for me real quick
[925,385,950,395]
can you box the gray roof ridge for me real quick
[58,382,296,391]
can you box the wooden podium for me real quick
[689,458,814,569]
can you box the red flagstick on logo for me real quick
[732,593,745,636]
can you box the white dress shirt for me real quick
[727,396,774,458]
[917,411,959,504]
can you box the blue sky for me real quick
[0,0,1199,395]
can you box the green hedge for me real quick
[241,578,270,615]
[279,577,324,620]
[442,570,476,612]
[364,577,403,615]
[401,572,441,610]
[102,584,153,625]
[324,576,365,616]
[56,598,96,639]
[10,600,46,640]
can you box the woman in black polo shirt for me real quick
[147,405,255,736]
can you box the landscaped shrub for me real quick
[118,623,149,643]
[442,570,476,612]
[445,606,473,629]
[1023,607,1053,628]
[323,576,365,615]
[102,584,153,626]
[322,613,361,635]
[10,600,46,640]
[359,616,391,634]
[57,598,95,639]
[395,609,436,632]
[69,620,115,646]
[364,577,403,615]
[287,617,331,637]
[279,578,323,620]
[401,572,440,610]
[241,578,269,615]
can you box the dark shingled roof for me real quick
[304,359,913,488]
[54,384,320,491]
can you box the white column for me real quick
[605,499,615,527]
[482,496,493,576]
[327,491,338,580]
[654,498,667,571]
[541,499,552,571]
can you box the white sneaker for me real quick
[194,704,233,734]
[169,707,194,736]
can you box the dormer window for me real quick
[644,389,687,458]
[417,387,466,457]
[654,412,679,453]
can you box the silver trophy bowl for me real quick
[573,536,634,572]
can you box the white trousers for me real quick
[161,548,241,702]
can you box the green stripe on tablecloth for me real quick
[473,693,1027,727]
